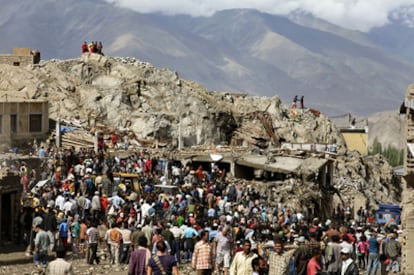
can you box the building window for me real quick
[29,114,42,132]
[13,62,20,66]
[10,114,17,133]
[0,115,2,133]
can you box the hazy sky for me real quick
[107,0,414,31]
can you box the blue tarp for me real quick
[60,126,77,133]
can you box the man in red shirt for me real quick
[81,41,88,53]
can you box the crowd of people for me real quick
[11,137,403,275]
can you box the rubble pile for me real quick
[0,53,401,209]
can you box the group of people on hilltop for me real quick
[82,41,104,55]
[10,137,402,275]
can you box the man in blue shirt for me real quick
[366,229,380,275]
[183,224,198,263]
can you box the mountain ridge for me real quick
[0,0,413,116]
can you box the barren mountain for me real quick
[0,0,413,116]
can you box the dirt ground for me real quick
[0,244,192,275]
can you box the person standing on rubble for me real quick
[81,42,89,54]
[291,95,298,109]
[96,41,103,55]
[192,230,213,275]
[213,226,233,275]
[33,223,50,268]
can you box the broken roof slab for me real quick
[236,155,328,176]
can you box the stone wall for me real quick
[0,48,40,66]
[400,84,414,274]
[0,170,21,244]
[0,101,49,149]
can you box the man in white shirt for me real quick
[339,247,359,275]
[55,193,65,211]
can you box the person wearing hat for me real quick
[339,247,358,275]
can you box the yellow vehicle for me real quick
[112,172,142,193]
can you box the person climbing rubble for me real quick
[291,95,298,109]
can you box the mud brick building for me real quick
[0,100,49,148]
[0,48,40,66]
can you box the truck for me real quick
[374,204,402,225]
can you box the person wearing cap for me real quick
[339,247,359,275]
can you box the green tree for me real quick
[369,139,403,167]
[371,137,382,155]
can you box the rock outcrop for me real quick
[0,53,401,209]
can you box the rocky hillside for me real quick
[0,54,401,208]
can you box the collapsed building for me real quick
[399,84,414,274]
[0,52,401,248]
